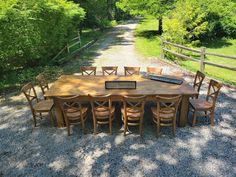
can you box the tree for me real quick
[116,0,175,34]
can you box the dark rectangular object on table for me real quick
[146,75,183,85]
[105,81,137,89]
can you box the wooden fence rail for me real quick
[161,38,236,72]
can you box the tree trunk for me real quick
[107,0,113,20]
[158,17,163,35]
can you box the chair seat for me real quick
[151,107,175,119]
[33,100,54,112]
[95,106,115,118]
[66,107,88,120]
[190,99,212,110]
[121,108,141,119]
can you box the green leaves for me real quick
[0,0,85,73]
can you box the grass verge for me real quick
[135,17,236,86]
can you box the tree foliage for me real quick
[163,0,236,45]
[0,0,85,72]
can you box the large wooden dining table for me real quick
[44,75,198,127]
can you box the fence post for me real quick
[200,47,205,72]
[160,37,164,59]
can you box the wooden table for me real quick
[45,75,198,127]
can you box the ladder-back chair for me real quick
[189,79,222,127]
[36,74,50,100]
[193,71,205,98]
[124,66,140,76]
[121,95,146,136]
[56,96,88,136]
[102,66,118,75]
[89,94,115,135]
[21,82,54,127]
[147,67,163,75]
[80,66,97,75]
[151,95,182,137]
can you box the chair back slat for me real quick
[206,80,222,106]
[80,66,97,75]
[36,74,49,98]
[21,83,39,113]
[102,66,118,75]
[124,67,140,76]
[193,71,205,93]
[147,67,163,75]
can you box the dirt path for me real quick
[88,20,180,75]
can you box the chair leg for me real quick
[192,111,197,127]
[124,119,127,136]
[93,119,97,135]
[172,122,176,137]
[48,111,55,127]
[156,120,160,137]
[81,117,86,134]
[109,117,112,135]
[66,122,71,136]
[32,114,37,127]
[210,110,215,126]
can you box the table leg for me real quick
[179,95,189,127]
[53,98,65,127]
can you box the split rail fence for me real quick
[161,39,236,73]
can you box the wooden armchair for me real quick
[21,83,54,127]
[192,71,205,98]
[36,74,50,100]
[189,79,222,127]
[147,67,163,75]
[151,95,182,137]
[102,66,118,75]
[56,96,88,136]
[80,66,97,75]
[121,95,146,136]
[124,66,140,76]
[89,94,115,135]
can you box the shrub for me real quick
[0,0,85,73]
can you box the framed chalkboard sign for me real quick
[105,81,136,89]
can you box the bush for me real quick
[163,0,236,45]
[0,0,85,73]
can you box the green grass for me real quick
[135,17,161,57]
[135,17,236,86]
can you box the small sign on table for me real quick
[105,81,136,89]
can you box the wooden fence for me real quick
[160,39,236,72]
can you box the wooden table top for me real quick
[44,75,198,97]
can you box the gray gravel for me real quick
[0,20,236,177]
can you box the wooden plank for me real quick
[205,52,236,60]
[68,40,81,49]
[163,41,201,53]
[204,61,236,71]
[179,95,190,127]
[163,48,199,62]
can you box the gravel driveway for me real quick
[0,20,235,177]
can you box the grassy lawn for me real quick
[135,17,236,86]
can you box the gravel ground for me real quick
[0,20,235,177]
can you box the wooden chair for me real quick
[121,95,146,136]
[189,79,222,127]
[89,94,115,135]
[21,82,54,127]
[102,66,118,75]
[80,66,97,75]
[36,74,50,100]
[192,71,205,98]
[147,67,163,75]
[151,95,182,137]
[124,66,140,76]
[56,95,88,136]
